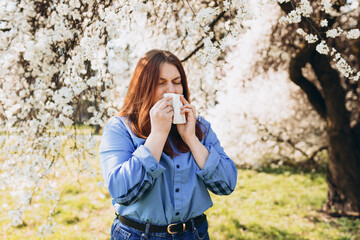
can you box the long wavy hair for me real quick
[118,49,205,157]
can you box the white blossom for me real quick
[305,33,318,43]
[37,223,55,238]
[280,9,302,24]
[62,105,73,116]
[196,7,219,25]
[87,76,99,87]
[346,29,360,40]
[279,0,312,24]
[330,47,337,56]
[107,107,118,116]
[320,19,328,27]
[335,56,354,78]
[224,0,231,10]
[321,0,339,16]
[298,0,313,17]
[8,210,23,227]
[296,28,307,36]
[326,28,343,38]
[316,40,330,55]
[349,72,360,82]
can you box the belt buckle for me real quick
[167,223,186,234]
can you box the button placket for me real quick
[173,159,182,220]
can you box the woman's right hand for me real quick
[149,96,174,137]
[145,97,173,162]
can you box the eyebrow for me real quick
[159,76,181,81]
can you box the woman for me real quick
[99,49,237,240]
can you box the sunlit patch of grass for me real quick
[206,168,360,240]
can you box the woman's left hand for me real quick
[177,95,197,144]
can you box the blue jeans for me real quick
[110,216,210,240]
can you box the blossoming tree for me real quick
[258,0,360,217]
[0,0,250,236]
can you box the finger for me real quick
[181,105,195,113]
[152,97,170,109]
[191,105,196,116]
[164,106,174,114]
[166,111,174,118]
[181,108,191,113]
[164,96,173,101]
[158,99,173,110]
[181,108,196,120]
[181,108,193,117]
[160,96,173,105]
[181,104,194,109]
[159,96,173,104]
[180,95,189,105]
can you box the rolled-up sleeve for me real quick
[196,117,237,195]
[99,117,165,206]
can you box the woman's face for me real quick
[154,62,183,102]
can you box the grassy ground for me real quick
[1,160,360,239]
[207,167,360,240]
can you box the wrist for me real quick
[145,131,169,162]
[185,135,200,148]
[148,131,168,142]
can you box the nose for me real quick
[167,82,176,93]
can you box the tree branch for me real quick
[289,44,327,120]
[309,52,350,127]
[181,10,227,62]
[181,42,204,62]
[308,145,328,161]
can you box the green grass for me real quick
[1,161,360,239]
[207,168,360,239]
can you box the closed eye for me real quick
[159,76,181,83]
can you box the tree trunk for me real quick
[278,1,360,217]
[325,124,360,216]
[308,53,360,217]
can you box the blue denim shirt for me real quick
[99,116,237,225]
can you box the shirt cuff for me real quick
[196,145,220,180]
[133,145,166,179]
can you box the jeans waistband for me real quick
[116,213,206,234]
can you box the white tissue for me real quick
[164,93,186,124]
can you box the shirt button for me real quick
[175,188,179,192]
[176,165,180,169]
[175,212,179,216]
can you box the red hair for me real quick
[118,49,205,157]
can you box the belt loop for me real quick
[145,221,150,234]
[143,221,151,239]
[141,221,150,239]
[190,218,196,233]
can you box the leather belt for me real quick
[116,213,206,234]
